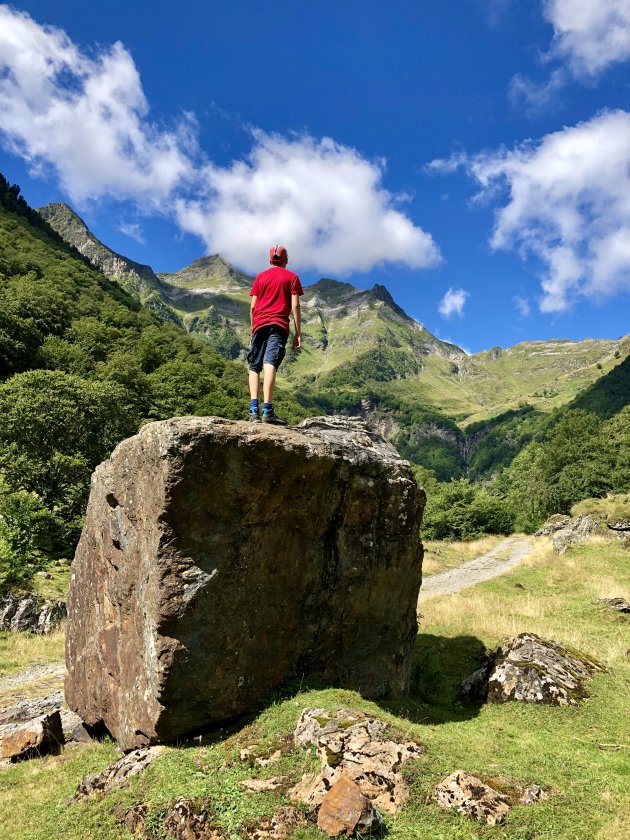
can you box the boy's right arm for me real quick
[250,295,257,331]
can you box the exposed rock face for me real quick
[0,593,66,634]
[290,708,424,814]
[433,770,510,826]
[317,776,382,837]
[552,514,604,553]
[65,416,424,751]
[70,746,164,802]
[459,632,605,706]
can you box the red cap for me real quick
[269,244,288,264]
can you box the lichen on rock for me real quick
[459,632,605,706]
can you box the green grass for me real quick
[0,629,65,677]
[0,538,628,839]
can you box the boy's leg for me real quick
[262,363,277,403]
[249,370,260,400]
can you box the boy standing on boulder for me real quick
[247,244,303,424]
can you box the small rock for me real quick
[596,598,630,614]
[459,632,605,707]
[242,805,306,839]
[163,797,224,839]
[434,770,510,826]
[111,803,148,834]
[255,749,282,767]
[241,777,287,792]
[317,776,383,837]
[69,746,163,803]
[520,783,548,805]
[0,711,64,760]
[535,515,570,536]
[514,583,526,590]
[239,746,258,761]
[36,571,52,580]
[290,708,424,815]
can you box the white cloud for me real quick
[439,288,469,318]
[0,7,195,205]
[509,2,630,109]
[543,0,630,76]
[509,68,568,114]
[0,6,440,277]
[118,222,145,244]
[513,295,531,316]
[448,110,630,312]
[175,132,440,275]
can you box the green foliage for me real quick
[321,346,421,388]
[422,478,515,540]
[0,477,62,589]
[502,407,630,531]
[0,177,261,586]
[568,353,630,418]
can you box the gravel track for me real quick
[419,536,532,602]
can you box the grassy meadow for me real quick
[1,534,628,839]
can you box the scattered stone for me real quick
[317,775,383,837]
[35,571,52,580]
[0,593,66,634]
[0,691,81,741]
[514,583,526,590]
[552,514,605,554]
[163,797,223,840]
[290,708,424,814]
[66,416,424,751]
[535,515,570,536]
[459,632,605,706]
[0,710,64,760]
[520,783,548,805]
[255,749,282,767]
[241,777,287,792]
[242,805,307,839]
[70,746,163,803]
[111,802,148,834]
[239,746,258,761]
[596,598,630,614]
[433,770,510,826]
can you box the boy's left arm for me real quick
[291,294,301,351]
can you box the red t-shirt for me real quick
[250,266,304,335]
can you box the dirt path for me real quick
[419,536,532,602]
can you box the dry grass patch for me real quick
[420,538,629,669]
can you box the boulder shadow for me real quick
[377,633,488,725]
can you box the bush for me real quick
[422,478,515,540]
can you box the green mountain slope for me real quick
[0,176,258,588]
[37,202,180,324]
[34,197,629,484]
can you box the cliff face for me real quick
[65,416,425,750]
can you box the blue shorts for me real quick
[247,325,288,373]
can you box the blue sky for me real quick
[1,1,629,352]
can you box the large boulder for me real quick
[65,417,424,750]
